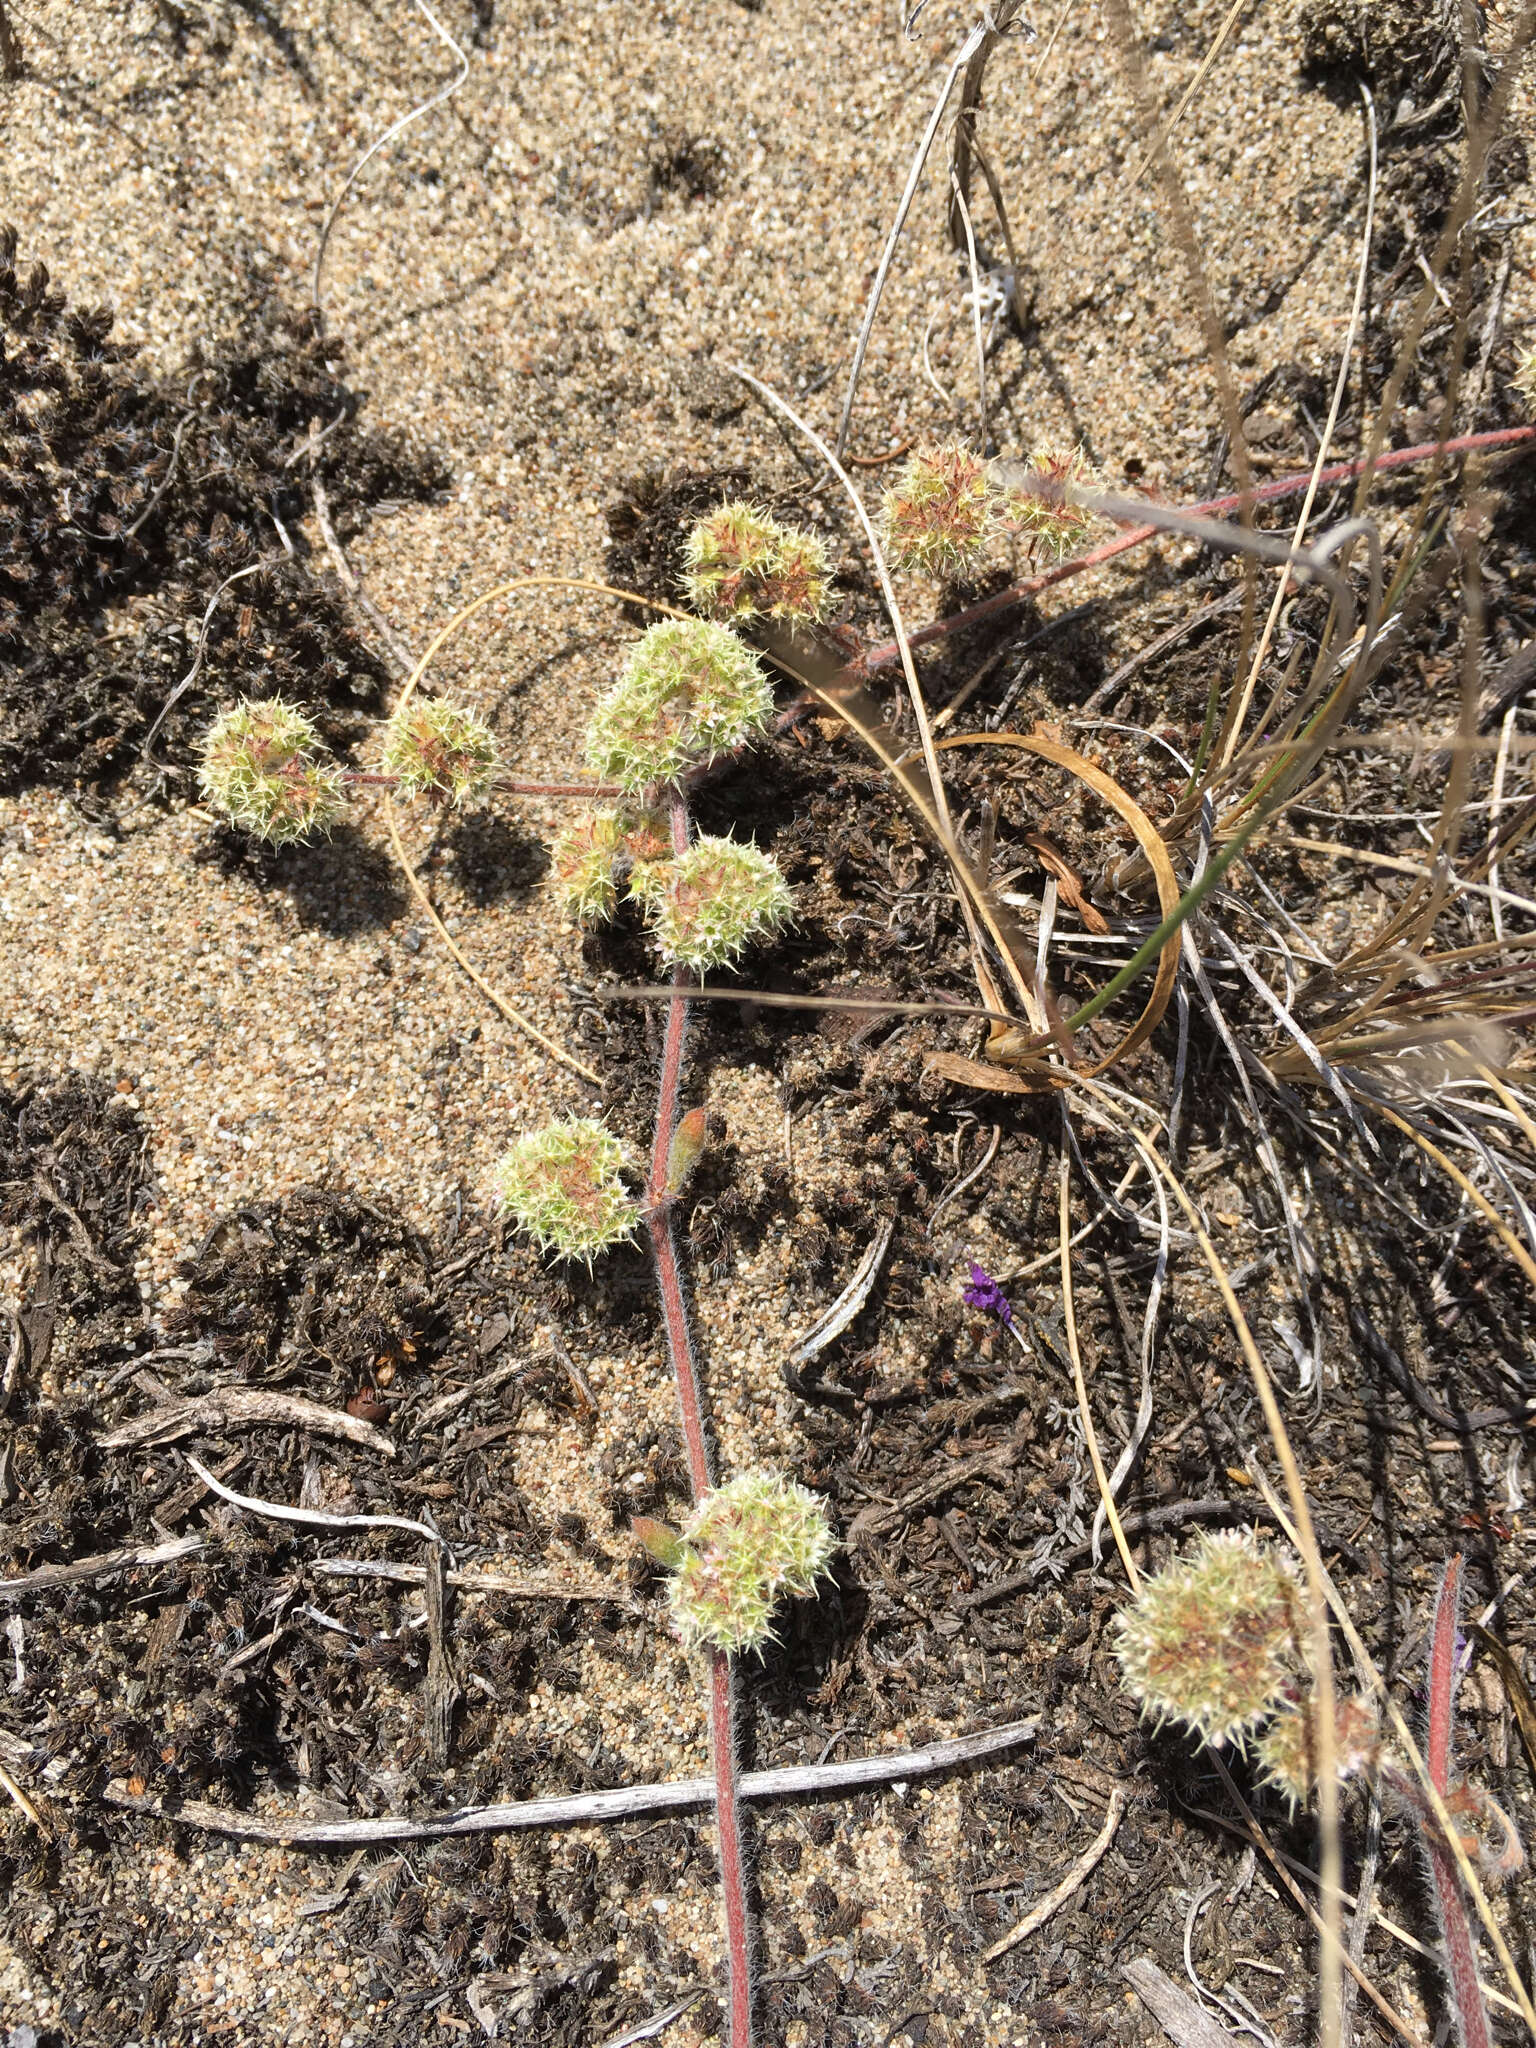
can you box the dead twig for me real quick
[182,1454,436,1541]
[423,1547,461,1766]
[981,1784,1129,1961]
[310,468,418,678]
[100,1715,1040,1845]
[311,1556,627,1603]
[1,1533,206,1599]
[99,1388,396,1457]
[1123,1957,1248,2048]
[791,1218,896,1362]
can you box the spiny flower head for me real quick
[756,525,833,622]
[664,1470,837,1655]
[683,501,833,624]
[881,443,994,577]
[1515,346,1536,411]
[995,447,1101,563]
[646,834,794,971]
[1253,1693,1380,1811]
[381,698,500,805]
[198,697,347,846]
[1114,1528,1300,1748]
[682,502,780,621]
[552,811,627,925]
[586,619,776,791]
[495,1117,637,1265]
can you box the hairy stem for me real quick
[1423,1556,1492,2048]
[710,1648,754,2048]
[644,783,756,2045]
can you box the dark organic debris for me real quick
[0,226,447,793]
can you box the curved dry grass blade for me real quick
[1090,1161,1167,1564]
[1363,1097,1536,1293]
[312,0,470,319]
[1350,0,1536,521]
[1218,81,1378,772]
[950,168,990,448]
[933,730,1183,1078]
[1245,1471,1536,2036]
[735,370,1037,1022]
[1071,1078,1345,2048]
[1058,1139,1140,1588]
[1123,0,1249,193]
[791,1218,895,1362]
[834,17,990,462]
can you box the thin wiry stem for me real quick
[311,0,470,320]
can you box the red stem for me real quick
[340,771,620,799]
[1427,1554,1463,1793]
[644,785,755,2045]
[709,1648,754,2048]
[1422,1555,1492,2048]
[859,423,1536,674]
[494,778,624,800]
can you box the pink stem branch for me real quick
[644,784,755,2044]
[340,772,621,799]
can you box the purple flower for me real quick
[962,1261,1015,1328]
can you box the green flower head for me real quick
[585,619,775,792]
[646,835,793,971]
[198,698,347,846]
[381,698,500,805]
[495,1117,637,1265]
[1253,1693,1380,1812]
[664,1470,837,1655]
[1114,1529,1299,1749]
[552,810,627,925]
[684,501,833,625]
[880,444,994,577]
[995,447,1100,563]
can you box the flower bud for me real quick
[494,1116,637,1265]
[665,1470,837,1655]
[664,1106,709,1193]
[586,619,775,791]
[1114,1528,1300,1748]
[552,811,627,925]
[646,835,793,971]
[198,698,347,846]
[880,444,994,577]
[381,698,500,805]
[632,1515,686,1570]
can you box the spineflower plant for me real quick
[488,510,832,2044]
[201,515,832,2039]
[199,690,503,837]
